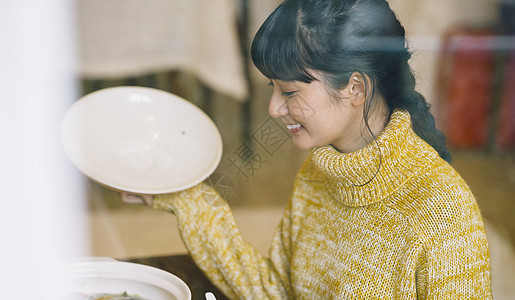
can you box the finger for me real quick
[121,193,146,204]
[140,195,154,206]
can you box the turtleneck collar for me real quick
[310,109,439,207]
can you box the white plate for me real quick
[61,86,222,194]
[61,258,191,299]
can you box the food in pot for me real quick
[70,291,148,299]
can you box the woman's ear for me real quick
[348,72,366,107]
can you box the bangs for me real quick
[251,3,315,83]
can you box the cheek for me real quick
[312,108,349,139]
[288,95,319,121]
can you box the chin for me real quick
[292,137,319,150]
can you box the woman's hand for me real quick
[120,192,154,207]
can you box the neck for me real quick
[363,102,390,142]
[333,100,390,153]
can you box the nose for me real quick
[269,91,288,118]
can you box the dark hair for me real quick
[251,0,452,163]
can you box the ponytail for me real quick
[384,59,452,163]
[405,90,452,163]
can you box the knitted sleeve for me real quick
[152,183,291,299]
[420,203,492,298]
[397,164,493,299]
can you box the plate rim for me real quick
[61,86,223,194]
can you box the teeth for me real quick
[286,124,301,130]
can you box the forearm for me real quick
[153,183,289,299]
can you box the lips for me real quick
[286,123,302,133]
[286,124,301,130]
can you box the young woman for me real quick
[123,0,492,298]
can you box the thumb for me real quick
[120,192,154,206]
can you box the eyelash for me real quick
[268,81,297,97]
[282,91,297,97]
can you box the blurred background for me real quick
[2,0,514,298]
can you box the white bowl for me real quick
[61,86,222,194]
[61,258,191,299]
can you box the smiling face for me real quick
[268,73,386,153]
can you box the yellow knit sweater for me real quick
[153,110,492,299]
